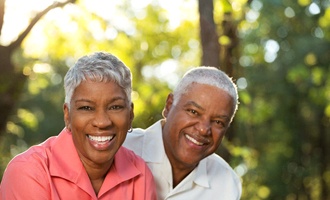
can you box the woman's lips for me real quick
[88,135,114,142]
[87,134,115,150]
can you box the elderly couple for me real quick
[0,52,241,200]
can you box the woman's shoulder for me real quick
[116,147,148,169]
[6,136,58,170]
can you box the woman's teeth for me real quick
[88,135,113,142]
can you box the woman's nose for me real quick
[92,110,112,128]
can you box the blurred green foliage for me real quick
[234,0,330,199]
[0,0,329,199]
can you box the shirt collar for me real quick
[104,147,141,185]
[194,158,210,188]
[49,128,84,182]
[99,147,141,196]
[48,128,94,195]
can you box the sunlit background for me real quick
[1,0,198,87]
[1,0,330,199]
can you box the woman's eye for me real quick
[78,106,92,111]
[110,105,124,110]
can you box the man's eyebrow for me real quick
[215,115,230,120]
[185,100,230,120]
[214,110,231,120]
[184,101,205,111]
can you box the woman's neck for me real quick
[80,157,114,195]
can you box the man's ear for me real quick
[162,93,174,118]
[63,103,71,131]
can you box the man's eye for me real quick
[188,109,198,115]
[214,120,225,127]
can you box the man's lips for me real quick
[184,134,208,146]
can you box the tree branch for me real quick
[8,0,77,50]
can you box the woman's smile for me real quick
[87,134,116,151]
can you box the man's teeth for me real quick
[185,134,204,146]
[88,135,113,142]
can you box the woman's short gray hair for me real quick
[64,52,132,107]
[173,66,239,121]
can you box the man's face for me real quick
[162,83,234,171]
[63,80,133,166]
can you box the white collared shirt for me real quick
[123,120,242,200]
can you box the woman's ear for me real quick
[162,93,174,118]
[63,103,71,131]
[130,102,134,122]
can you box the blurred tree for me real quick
[2,0,329,199]
[236,0,330,199]
[0,0,76,137]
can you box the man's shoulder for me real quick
[124,121,162,146]
[127,127,148,138]
[123,128,146,157]
[124,127,146,145]
[206,153,231,167]
[204,153,240,179]
[202,154,242,195]
[123,121,164,159]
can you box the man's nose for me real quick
[195,119,211,135]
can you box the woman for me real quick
[0,52,156,199]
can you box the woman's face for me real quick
[63,79,133,166]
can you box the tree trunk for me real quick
[0,61,27,136]
[198,0,220,68]
[220,12,239,78]
[318,110,329,199]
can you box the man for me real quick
[123,66,241,199]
